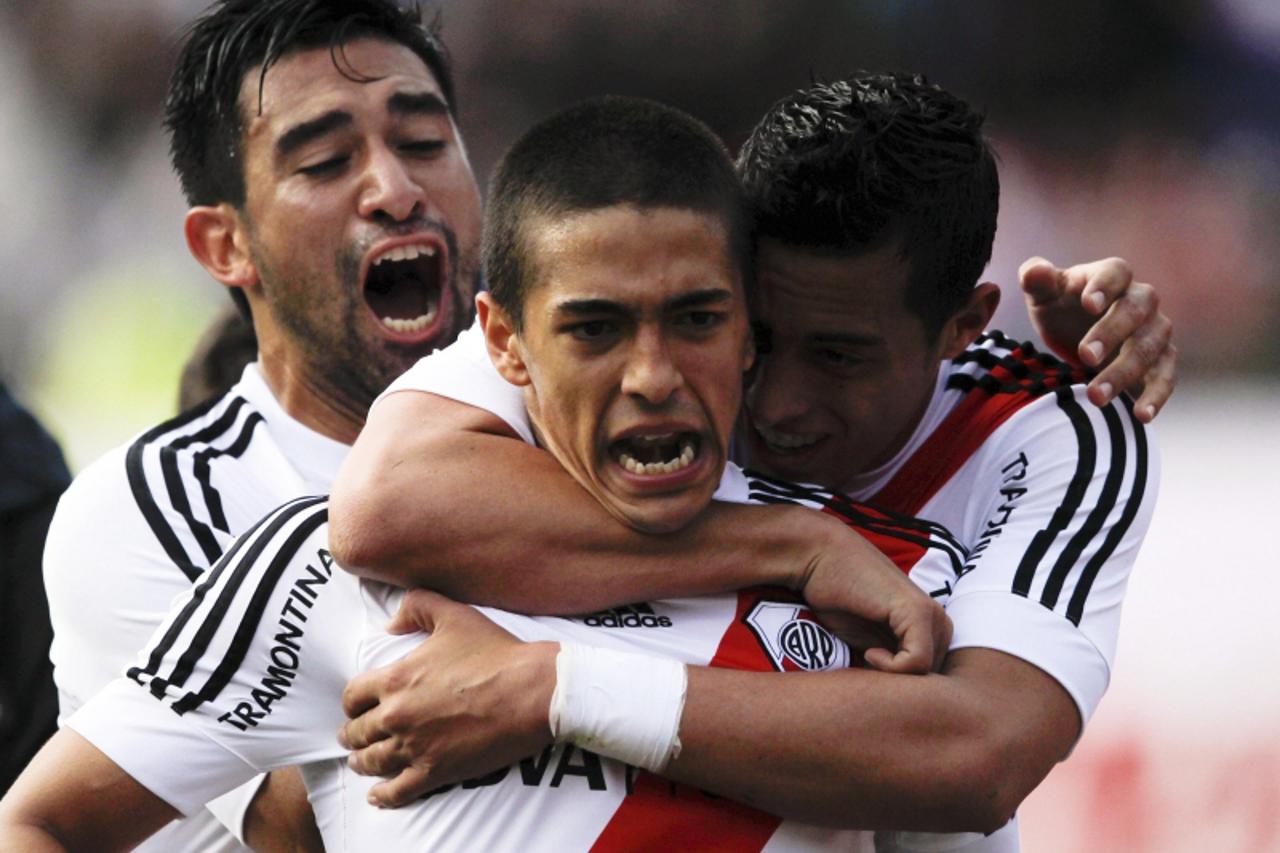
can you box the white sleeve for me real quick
[43,439,269,847]
[374,319,535,444]
[67,497,360,815]
[944,388,1159,726]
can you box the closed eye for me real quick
[298,156,349,176]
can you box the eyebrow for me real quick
[273,92,449,161]
[553,287,735,318]
[276,110,352,159]
[387,90,450,117]
[811,331,882,347]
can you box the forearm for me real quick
[657,649,1076,832]
[0,729,179,852]
[331,393,841,613]
[242,768,323,853]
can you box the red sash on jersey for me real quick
[591,519,931,851]
[872,344,1084,516]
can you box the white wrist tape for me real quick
[547,642,687,773]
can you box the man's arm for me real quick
[331,393,948,674]
[333,393,857,610]
[339,592,1074,833]
[331,257,1172,609]
[0,729,179,852]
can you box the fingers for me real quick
[1086,309,1173,408]
[368,766,435,809]
[1074,257,1134,318]
[1078,280,1159,369]
[341,668,386,722]
[338,691,388,750]
[865,599,950,676]
[1017,257,1066,307]
[1131,344,1177,423]
[347,736,411,778]
[386,588,452,635]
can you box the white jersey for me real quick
[374,323,1159,851]
[70,473,966,851]
[43,363,348,851]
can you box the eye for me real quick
[568,320,619,341]
[297,156,349,177]
[815,347,863,368]
[676,310,726,332]
[401,139,446,157]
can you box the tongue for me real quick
[625,437,681,464]
[367,271,431,321]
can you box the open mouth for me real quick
[363,242,443,336]
[754,424,822,454]
[609,432,700,476]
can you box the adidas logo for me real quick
[580,602,673,629]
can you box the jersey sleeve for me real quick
[944,387,1158,725]
[66,497,361,816]
[374,319,535,444]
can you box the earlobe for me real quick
[940,282,1001,359]
[477,293,531,386]
[185,205,258,290]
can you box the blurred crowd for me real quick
[1,0,1277,455]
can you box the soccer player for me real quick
[325,74,1161,849]
[3,95,953,853]
[38,1,483,848]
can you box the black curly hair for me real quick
[737,72,999,338]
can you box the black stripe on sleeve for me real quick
[746,472,967,560]
[193,412,265,533]
[158,398,251,564]
[171,503,330,714]
[1066,399,1150,626]
[745,473,968,577]
[124,497,304,688]
[1039,403,1127,610]
[136,496,328,701]
[1011,387,1098,598]
[125,394,238,582]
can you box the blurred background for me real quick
[0,1,1276,849]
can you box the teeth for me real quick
[373,243,437,266]
[381,313,435,334]
[756,425,821,451]
[617,438,697,476]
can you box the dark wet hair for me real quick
[738,72,999,338]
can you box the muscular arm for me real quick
[0,729,179,852]
[672,648,1077,832]
[331,392,875,613]
[342,592,1076,832]
[242,769,323,853]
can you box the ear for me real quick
[184,204,258,290]
[477,293,531,387]
[937,282,1000,359]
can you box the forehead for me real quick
[756,240,914,335]
[239,37,442,144]
[526,206,740,309]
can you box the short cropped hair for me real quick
[737,72,999,338]
[165,0,454,210]
[483,96,752,326]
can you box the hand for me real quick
[338,589,558,808]
[796,525,952,674]
[1019,256,1176,422]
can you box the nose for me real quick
[621,328,683,405]
[357,144,425,223]
[745,352,810,428]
